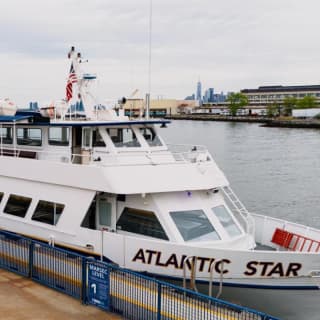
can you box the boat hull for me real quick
[154,275,320,320]
[106,233,320,320]
[201,282,320,320]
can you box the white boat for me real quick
[0,98,17,116]
[0,47,319,319]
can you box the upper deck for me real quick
[0,111,212,167]
[0,111,229,194]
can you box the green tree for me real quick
[297,95,317,109]
[267,103,279,117]
[227,92,248,116]
[282,97,297,116]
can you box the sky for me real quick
[0,0,320,107]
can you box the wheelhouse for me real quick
[0,111,170,164]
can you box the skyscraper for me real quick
[196,80,202,104]
[208,88,214,102]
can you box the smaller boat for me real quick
[0,98,17,116]
[39,100,69,119]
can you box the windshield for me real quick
[212,205,242,237]
[107,128,140,148]
[140,127,163,147]
[170,209,220,241]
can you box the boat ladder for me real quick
[221,186,255,236]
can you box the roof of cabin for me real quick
[43,119,171,127]
[0,115,34,123]
[0,111,170,127]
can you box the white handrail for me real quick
[0,143,212,167]
[221,186,255,237]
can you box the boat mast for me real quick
[67,47,97,120]
[146,0,153,120]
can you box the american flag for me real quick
[66,63,77,101]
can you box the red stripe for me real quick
[65,65,77,101]
[66,82,73,101]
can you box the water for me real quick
[160,120,320,229]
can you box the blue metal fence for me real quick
[0,230,280,320]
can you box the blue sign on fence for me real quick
[87,261,109,310]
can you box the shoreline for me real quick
[165,114,320,128]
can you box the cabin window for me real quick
[48,127,69,146]
[81,198,96,230]
[17,128,42,146]
[170,210,220,241]
[93,129,106,147]
[107,128,140,148]
[0,192,3,202]
[4,194,32,218]
[211,206,242,237]
[0,127,13,144]
[140,127,163,147]
[117,207,168,240]
[31,200,64,225]
[98,199,111,226]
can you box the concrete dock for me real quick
[0,269,122,320]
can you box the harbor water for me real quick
[160,120,320,230]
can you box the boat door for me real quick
[96,194,116,231]
[81,127,92,164]
[72,127,82,163]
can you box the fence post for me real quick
[28,241,34,278]
[157,282,162,320]
[81,258,87,305]
[106,264,110,311]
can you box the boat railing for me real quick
[0,146,90,164]
[221,186,255,237]
[252,213,320,251]
[0,144,212,166]
[167,144,212,163]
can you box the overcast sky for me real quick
[0,0,320,106]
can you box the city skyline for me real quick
[1,0,320,107]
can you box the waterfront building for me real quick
[185,94,195,100]
[203,88,214,103]
[241,85,320,106]
[29,102,39,110]
[213,91,226,103]
[196,81,202,104]
[193,105,267,116]
[123,98,197,116]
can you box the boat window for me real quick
[0,127,13,144]
[211,206,242,237]
[4,194,32,218]
[98,199,111,226]
[32,200,65,225]
[170,210,220,241]
[117,207,168,240]
[140,127,163,147]
[0,192,3,202]
[82,128,92,149]
[48,127,69,146]
[81,197,96,230]
[93,129,106,147]
[107,128,140,148]
[17,128,42,146]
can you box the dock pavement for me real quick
[0,269,122,320]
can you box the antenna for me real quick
[146,0,153,120]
